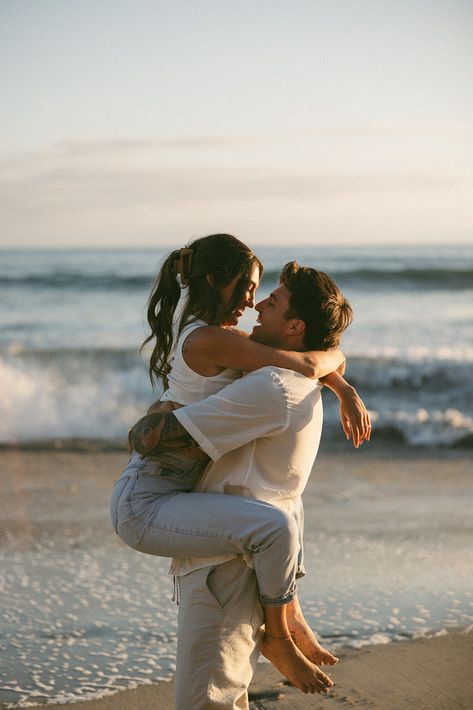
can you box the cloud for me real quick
[0,144,469,205]
[1,134,472,246]
[58,134,255,155]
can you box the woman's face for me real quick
[219,263,261,327]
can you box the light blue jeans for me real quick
[110,451,301,606]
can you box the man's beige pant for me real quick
[175,556,264,709]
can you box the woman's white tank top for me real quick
[160,319,241,405]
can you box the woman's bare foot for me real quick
[287,608,338,666]
[261,634,334,695]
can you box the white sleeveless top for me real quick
[160,319,241,405]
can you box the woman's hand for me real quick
[319,371,371,448]
[338,387,371,448]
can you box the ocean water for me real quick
[1,244,472,448]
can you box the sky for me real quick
[1,0,472,248]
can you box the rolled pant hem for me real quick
[259,586,297,607]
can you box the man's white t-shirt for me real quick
[171,366,323,576]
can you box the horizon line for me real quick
[0,240,472,251]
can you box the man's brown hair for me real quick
[280,261,353,350]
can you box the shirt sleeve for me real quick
[173,367,289,461]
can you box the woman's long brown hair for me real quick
[142,234,262,388]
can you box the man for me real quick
[131,262,370,709]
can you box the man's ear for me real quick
[206,274,215,287]
[287,319,305,337]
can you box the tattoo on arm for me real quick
[131,412,196,455]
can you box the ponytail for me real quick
[141,250,181,387]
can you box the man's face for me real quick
[250,283,292,347]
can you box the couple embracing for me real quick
[111,233,371,709]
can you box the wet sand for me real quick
[14,632,473,709]
[2,441,471,550]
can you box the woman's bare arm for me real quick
[184,326,345,379]
[320,371,372,448]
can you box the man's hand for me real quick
[147,400,181,415]
[129,411,196,456]
[130,412,167,454]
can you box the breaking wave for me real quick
[1,347,472,448]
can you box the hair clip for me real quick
[174,248,193,286]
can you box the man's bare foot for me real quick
[287,611,338,666]
[261,634,334,694]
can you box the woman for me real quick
[111,234,366,694]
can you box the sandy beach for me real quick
[15,631,473,709]
[3,441,471,553]
[1,443,472,708]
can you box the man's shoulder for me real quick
[237,366,284,390]
[244,366,319,386]
[241,367,321,398]
[241,366,289,388]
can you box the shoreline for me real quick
[8,630,472,710]
[1,435,472,453]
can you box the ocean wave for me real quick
[261,267,473,290]
[2,348,472,448]
[346,354,473,394]
[1,344,145,369]
[0,272,153,291]
[348,344,473,363]
[4,345,472,402]
[0,353,151,444]
[370,409,473,448]
[2,265,473,292]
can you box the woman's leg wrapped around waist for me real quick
[110,450,207,551]
[123,488,300,604]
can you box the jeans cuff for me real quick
[259,583,297,607]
